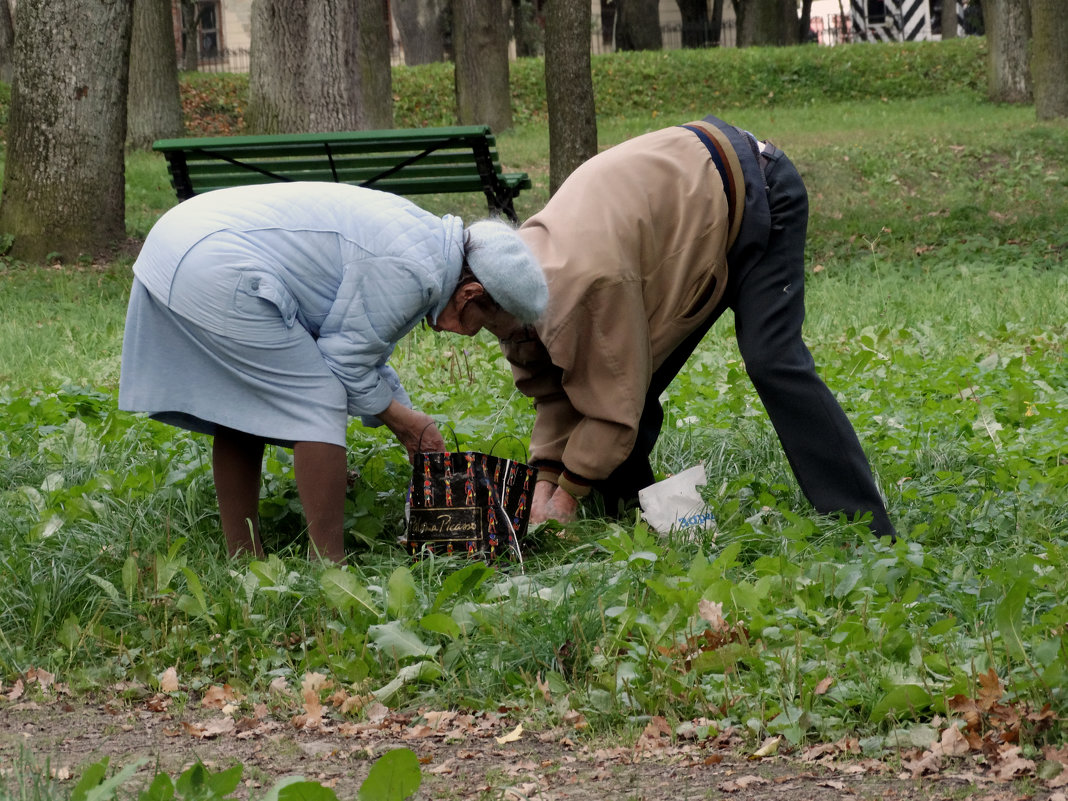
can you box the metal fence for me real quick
[192,47,250,74]
[188,15,890,75]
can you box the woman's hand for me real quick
[376,401,445,461]
[530,479,579,525]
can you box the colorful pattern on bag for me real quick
[404,448,537,562]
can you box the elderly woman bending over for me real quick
[119,182,546,562]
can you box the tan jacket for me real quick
[506,122,743,489]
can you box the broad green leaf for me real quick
[432,562,493,611]
[87,574,121,605]
[259,777,309,801]
[320,568,380,617]
[58,613,82,651]
[177,567,210,618]
[995,579,1029,659]
[138,772,175,801]
[869,684,932,723]
[357,748,422,801]
[419,612,461,640]
[368,620,440,661]
[277,781,341,801]
[249,554,289,588]
[122,555,138,604]
[373,661,443,703]
[174,761,242,799]
[73,758,148,801]
[387,566,418,619]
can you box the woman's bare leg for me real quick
[293,441,347,563]
[212,427,266,557]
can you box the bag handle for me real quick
[488,433,530,462]
[417,421,460,452]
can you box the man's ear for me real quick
[459,282,486,303]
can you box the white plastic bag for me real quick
[638,464,716,537]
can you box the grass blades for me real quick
[1,49,1067,751]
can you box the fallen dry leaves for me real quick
[3,663,1067,796]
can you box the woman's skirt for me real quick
[118,279,348,448]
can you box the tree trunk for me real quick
[599,0,616,46]
[615,0,661,50]
[0,0,133,263]
[393,0,446,65]
[179,0,199,70]
[710,0,724,46]
[0,0,14,84]
[942,0,958,38]
[513,0,543,58]
[545,0,597,195]
[247,0,307,133]
[740,0,791,46]
[1029,0,1068,119]
[248,0,390,135]
[799,0,814,42]
[353,0,393,128]
[127,0,184,150]
[676,0,711,47]
[985,0,1032,103]
[452,0,512,131]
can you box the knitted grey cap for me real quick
[465,219,548,324]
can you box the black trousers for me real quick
[594,148,897,539]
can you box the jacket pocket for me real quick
[233,271,298,329]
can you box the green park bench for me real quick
[153,125,532,223]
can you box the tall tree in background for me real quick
[453,0,512,131]
[984,0,1031,103]
[127,0,184,150]
[0,0,133,262]
[247,0,392,134]
[353,0,393,128]
[0,0,14,84]
[393,0,446,65]
[739,0,796,46]
[545,0,597,195]
[677,0,712,47]
[615,0,661,50]
[942,0,958,37]
[178,0,201,70]
[1029,0,1068,120]
[246,0,306,132]
[709,0,725,47]
[513,0,543,57]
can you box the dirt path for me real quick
[2,690,1065,801]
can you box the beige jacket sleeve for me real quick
[504,277,652,487]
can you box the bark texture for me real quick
[985,0,1032,103]
[739,0,794,46]
[1029,0,1068,120]
[615,0,661,50]
[0,0,14,84]
[942,0,958,38]
[247,0,392,135]
[179,0,199,70]
[545,0,597,195]
[127,0,184,150]
[452,0,512,131]
[0,0,133,262]
[392,0,446,65]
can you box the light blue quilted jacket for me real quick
[132,182,465,421]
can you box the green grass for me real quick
[1,40,1067,757]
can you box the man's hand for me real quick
[376,400,445,461]
[530,479,579,525]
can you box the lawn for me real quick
[1,38,1067,800]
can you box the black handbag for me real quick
[403,437,536,562]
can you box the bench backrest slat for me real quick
[154,125,530,222]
